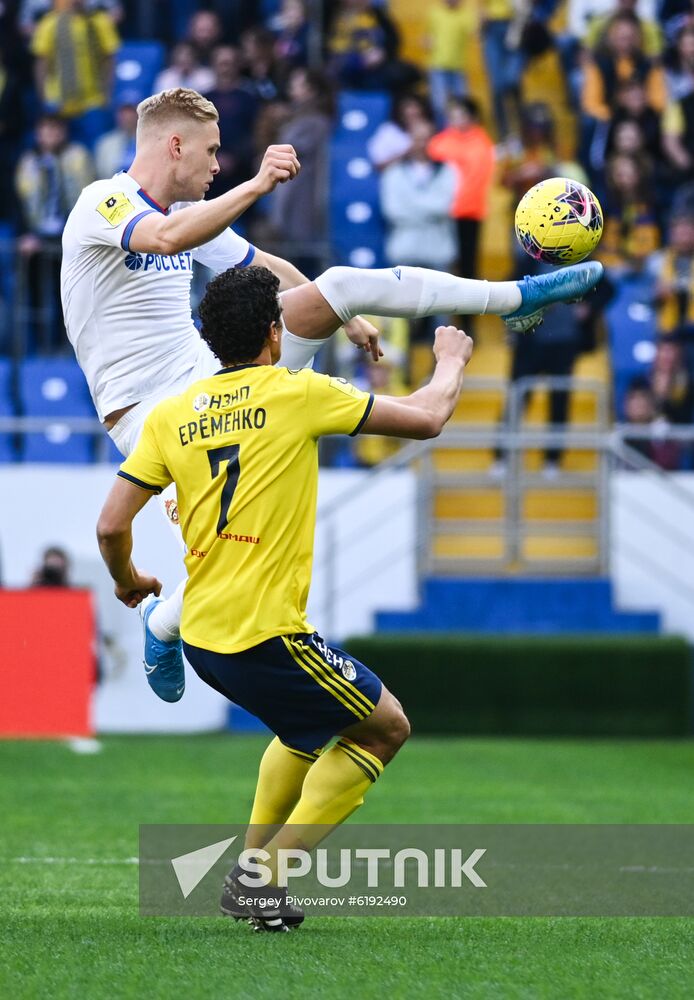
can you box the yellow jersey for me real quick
[428,3,477,71]
[484,0,514,20]
[31,11,120,116]
[120,364,373,654]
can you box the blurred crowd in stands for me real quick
[1,0,694,469]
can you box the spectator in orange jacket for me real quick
[427,96,495,283]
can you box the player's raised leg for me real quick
[278,260,604,357]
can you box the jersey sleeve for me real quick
[192,226,256,273]
[31,15,54,56]
[75,186,158,251]
[118,409,172,494]
[93,11,121,56]
[303,371,374,438]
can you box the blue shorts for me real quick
[182,632,383,756]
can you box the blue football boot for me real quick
[140,595,185,703]
[503,260,604,333]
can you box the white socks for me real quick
[313,266,522,324]
[149,581,185,642]
[279,328,329,370]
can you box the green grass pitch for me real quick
[2,735,694,999]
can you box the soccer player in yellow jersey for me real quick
[96,265,473,931]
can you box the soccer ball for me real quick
[514,177,603,265]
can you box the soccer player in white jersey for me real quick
[62,87,603,701]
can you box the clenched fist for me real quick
[433,325,474,366]
[114,570,162,609]
[254,144,301,195]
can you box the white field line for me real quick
[65,738,103,755]
[5,857,139,864]
[4,858,694,875]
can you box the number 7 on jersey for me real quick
[207,444,241,535]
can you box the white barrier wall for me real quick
[0,467,418,733]
[611,471,694,640]
[4,465,690,733]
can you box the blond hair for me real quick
[136,88,219,134]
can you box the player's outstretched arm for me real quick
[362,326,473,440]
[128,145,300,256]
[97,478,162,608]
[252,247,311,291]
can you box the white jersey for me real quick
[61,172,255,422]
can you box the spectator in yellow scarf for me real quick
[32,0,120,146]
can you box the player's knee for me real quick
[389,708,411,751]
[374,707,411,762]
[386,693,410,747]
[314,266,355,324]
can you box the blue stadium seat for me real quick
[0,358,16,462]
[334,91,391,140]
[0,222,16,357]
[376,578,661,634]
[331,231,387,269]
[330,93,390,267]
[114,41,166,105]
[330,141,382,207]
[605,273,658,419]
[18,359,96,464]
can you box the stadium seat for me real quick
[334,91,391,139]
[331,233,387,269]
[0,358,16,462]
[605,273,658,419]
[330,93,390,268]
[18,358,96,464]
[330,140,382,208]
[113,41,166,106]
[376,578,661,634]
[0,222,16,357]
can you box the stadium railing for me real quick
[312,376,694,632]
[3,381,694,640]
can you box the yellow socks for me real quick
[286,738,384,826]
[246,737,319,850]
[260,738,384,877]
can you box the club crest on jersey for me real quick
[341,660,357,681]
[193,392,210,412]
[164,499,179,525]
